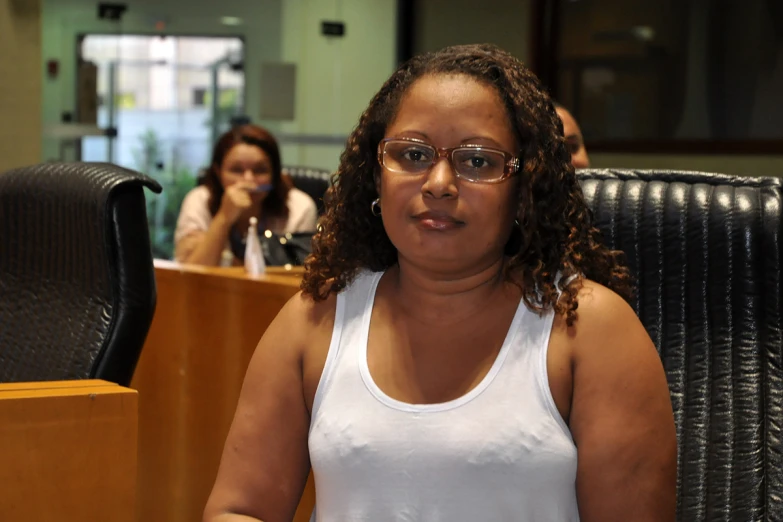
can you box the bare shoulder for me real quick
[557,278,663,389]
[275,289,338,332]
[265,290,338,358]
[558,277,666,389]
[574,278,637,326]
[548,279,652,423]
[555,279,648,353]
[264,290,338,412]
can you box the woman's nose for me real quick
[421,157,458,199]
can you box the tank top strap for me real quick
[513,270,576,440]
[309,270,383,425]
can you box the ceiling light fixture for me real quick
[220,16,243,26]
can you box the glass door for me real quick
[79,35,245,258]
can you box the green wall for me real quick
[1,0,41,171]
[279,0,397,171]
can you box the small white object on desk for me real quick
[244,217,267,276]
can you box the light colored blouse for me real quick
[174,185,318,261]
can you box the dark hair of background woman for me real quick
[301,44,632,326]
[203,124,289,220]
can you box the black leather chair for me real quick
[283,166,332,215]
[0,162,162,386]
[578,169,783,521]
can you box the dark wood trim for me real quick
[530,1,782,156]
[587,140,783,155]
[529,0,561,97]
[528,0,544,76]
[396,0,416,64]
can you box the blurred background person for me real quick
[174,124,317,265]
[555,104,590,169]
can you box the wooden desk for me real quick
[152,259,305,280]
[0,380,138,522]
[133,261,312,522]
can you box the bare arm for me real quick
[177,213,232,266]
[203,293,324,522]
[176,182,257,265]
[569,282,677,521]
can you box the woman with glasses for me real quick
[204,44,676,522]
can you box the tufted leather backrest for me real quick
[283,166,332,215]
[578,169,783,521]
[0,162,162,386]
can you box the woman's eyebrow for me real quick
[460,136,505,148]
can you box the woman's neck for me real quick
[386,257,516,326]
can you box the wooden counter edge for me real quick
[0,379,119,392]
[154,259,304,284]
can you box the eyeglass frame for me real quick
[377,137,522,184]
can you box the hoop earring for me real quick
[371,198,382,216]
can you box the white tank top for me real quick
[308,270,579,521]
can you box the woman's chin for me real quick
[399,248,479,269]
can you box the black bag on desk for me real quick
[262,232,314,266]
[230,229,314,266]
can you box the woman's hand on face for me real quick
[218,182,257,223]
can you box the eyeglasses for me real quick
[377,137,521,183]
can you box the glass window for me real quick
[545,0,783,147]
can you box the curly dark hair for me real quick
[302,44,632,326]
[202,124,289,221]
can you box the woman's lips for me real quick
[412,211,465,231]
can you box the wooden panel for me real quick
[133,262,307,522]
[0,380,138,522]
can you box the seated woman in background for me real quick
[174,124,317,265]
